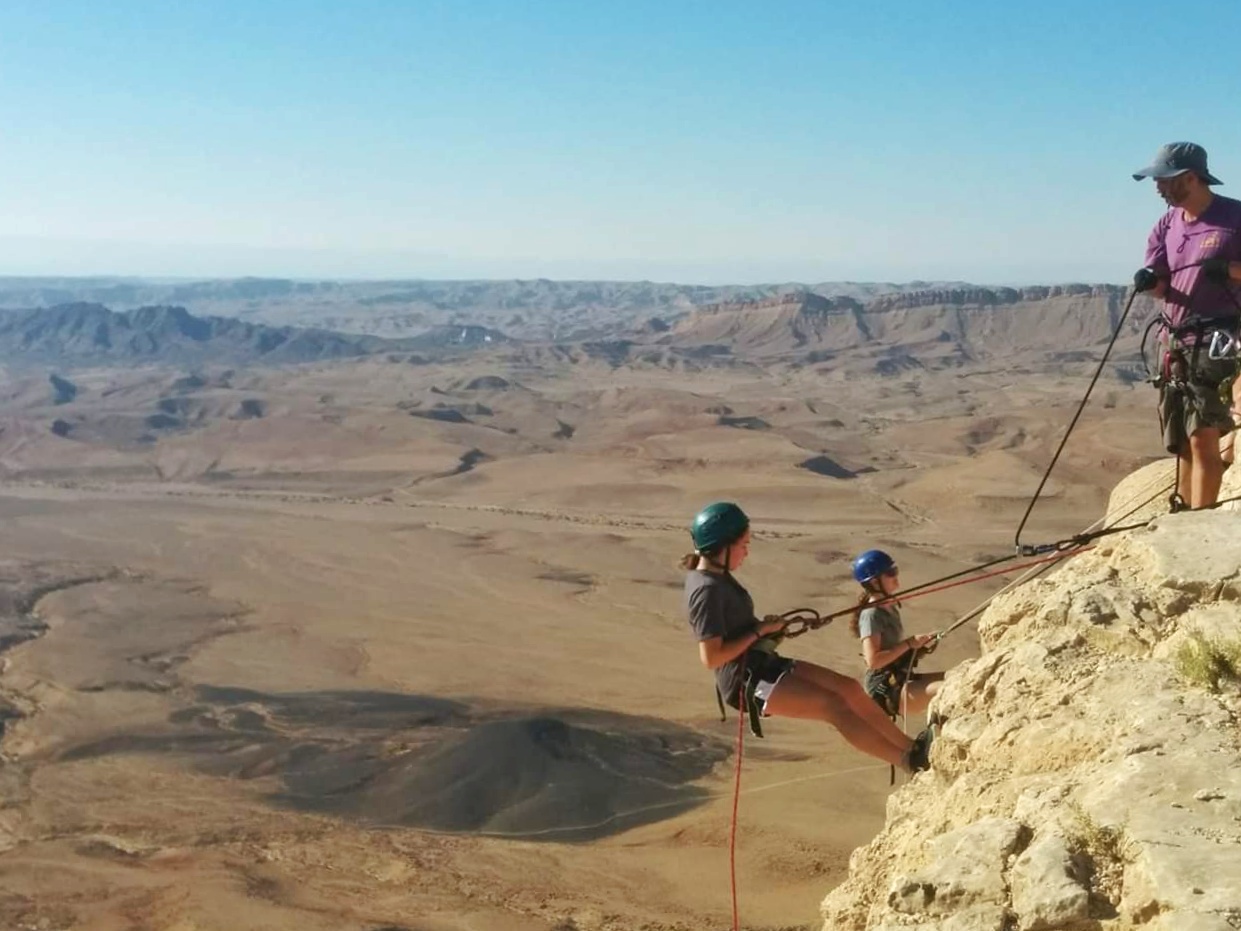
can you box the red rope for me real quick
[784,546,1093,637]
[891,546,1093,607]
[729,682,745,931]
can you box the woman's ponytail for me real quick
[849,590,872,638]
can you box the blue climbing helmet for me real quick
[690,502,750,553]
[852,549,896,584]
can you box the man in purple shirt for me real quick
[1133,142,1241,509]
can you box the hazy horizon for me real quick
[0,250,1129,291]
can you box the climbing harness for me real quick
[713,634,787,739]
[1149,304,1240,514]
[714,608,826,737]
[870,664,906,719]
[870,639,923,785]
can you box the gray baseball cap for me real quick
[1132,142,1223,185]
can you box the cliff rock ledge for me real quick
[821,467,1241,931]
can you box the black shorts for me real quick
[865,665,918,716]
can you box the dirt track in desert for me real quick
[0,350,1167,930]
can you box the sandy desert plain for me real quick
[0,281,1169,930]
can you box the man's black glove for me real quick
[1200,257,1233,284]
[1133,267,1160,293]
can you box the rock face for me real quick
[1107,456,1241,525]
[819,485,1241,931]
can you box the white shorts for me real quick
[752,659,796,715]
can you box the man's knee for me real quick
[1189,428,1223,458]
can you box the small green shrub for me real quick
[1174,633,1241,693]
[1067,803,1131,865]
[1067,802,1133,916]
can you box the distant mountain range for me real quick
[0,302,507,367]
[0,276,974,342]
[0,279,1161,374]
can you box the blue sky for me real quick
[2,1,1239,285]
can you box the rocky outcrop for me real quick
[692,291,863,316]
[668,286,1161,365]
[820,464,1241,931]
[1107,458,1241,526]
[866,284,1120,312]
[667,293,871,355]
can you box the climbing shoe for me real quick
[908,725,936,772]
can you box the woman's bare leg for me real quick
[786,660,910,753]
[901,672,945,717]
[762,666,911,768]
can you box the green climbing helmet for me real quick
[690,501,750,553]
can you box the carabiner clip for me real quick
[1208,329,1239,361]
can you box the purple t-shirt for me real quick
[1145,194,1241,333]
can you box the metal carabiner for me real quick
[775,608,825,639]
[1207,329,1240,361]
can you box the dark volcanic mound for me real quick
[60,688,727,842]
[463,375,512,391]
[276,713,724,839]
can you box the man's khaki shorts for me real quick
[1160,354,1239,453]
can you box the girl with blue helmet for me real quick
[850,549,944,718]
[681,503,931,773]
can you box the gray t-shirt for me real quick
[685,569,757,707]
[858,602,905,654]
[858,602,908,693]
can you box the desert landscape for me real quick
[0,277,1183,930]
